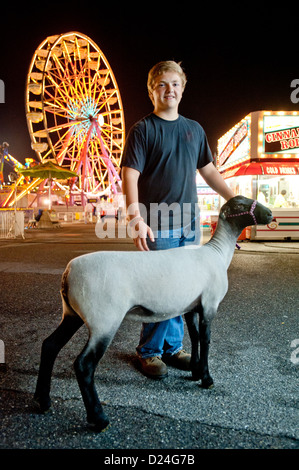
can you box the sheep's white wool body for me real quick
[64,244,228,332]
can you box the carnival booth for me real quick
[217,111,299,240]
[196,173,219,230]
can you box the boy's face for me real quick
[151,71,184,113]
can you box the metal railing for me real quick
[0,211,24,238]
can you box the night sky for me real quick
[0,2,298,170]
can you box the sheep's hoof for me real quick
[90,421,111,433]
[201,377,214,389]
[191,372,201,381]
[32,394,51,413]
[88,415,110,433]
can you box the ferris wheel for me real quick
[25,31,125,197]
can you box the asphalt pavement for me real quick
[0,222,298,454]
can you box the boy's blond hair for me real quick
[147,61,187,98]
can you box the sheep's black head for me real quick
[220,196,273,228]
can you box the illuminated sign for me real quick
[263,115,299,154]
[265,126,299,152]
[263,164,298,175]
[218,120,248,166]
[221,162,299,179]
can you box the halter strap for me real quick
[227,200,258,250]
[227,200,258,225]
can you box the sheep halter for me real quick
[226,200,258,226]
[226,200,258,250]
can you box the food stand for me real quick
[217,111,299,240]
[196,173,218,230]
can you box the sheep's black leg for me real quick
[198,313,214,389]
[74,335,110,432]
[184,311,200,380]
[34,314,84,412]
[185,307,214,388]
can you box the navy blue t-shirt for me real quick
[121,113,213,231]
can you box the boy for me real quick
[121,61,234,379]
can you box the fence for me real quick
[0,211,24,238]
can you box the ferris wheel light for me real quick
[98,115,104,127]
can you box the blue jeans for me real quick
[136,219,200,358]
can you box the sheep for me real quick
[33,196,272,432]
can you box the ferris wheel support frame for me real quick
[71,117,122,206]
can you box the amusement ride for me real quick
[0,31,125,209]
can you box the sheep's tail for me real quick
[60,266,79,318]
[61,267,69,300]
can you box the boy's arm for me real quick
[199,162,235,201]
[121,166,155,251]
